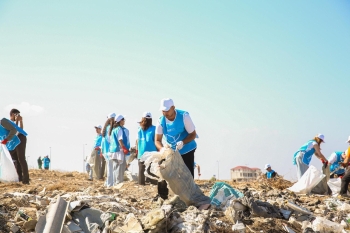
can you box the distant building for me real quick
[230,166,262,182]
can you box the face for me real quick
[266,167,271,172]
[162,106,176,119]
[120,118,125,126]
[95,127,102,134]
[10,113,17,121]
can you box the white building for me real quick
[230,166,262,182]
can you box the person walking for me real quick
[42,155,50,170]
[136,112,157,185]
[293,134,328,180]
[106,115,130,187]
[155,98,198,200]
[37,156,42,169]
[0,109,29,184]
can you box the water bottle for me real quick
[17,210,32,221]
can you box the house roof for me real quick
[231,166,261,171]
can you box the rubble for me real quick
[2,169,350,233]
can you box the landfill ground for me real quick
[0,169,345,233]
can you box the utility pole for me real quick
[83,144,87,172]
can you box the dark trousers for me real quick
[100,156,106,179]
[138,160,158,186]
[157,149,196,199]
[340,169,350,195]
[10,134,29,184]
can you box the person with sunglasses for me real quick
[107,115,130,187]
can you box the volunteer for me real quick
[0,109,29,184]
[328,151,346,178]
[100,112,115,179]
[87,124,103,180]
[339,136,350,197]
[264,164,278,179]
[136,112,157,185]
[107,114,130,187]
[155,98,198,200]
[293,134,328,180]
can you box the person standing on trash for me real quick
[136,112,157,185]
[37,156,42,169]
[293,134,328,180]
[42,155,50,170]
[87,124,103,180]
[106,115,130,187]
[264,164,278,179]
[100,113,116,179]
[328,151,346,178]
[338,136,350,197]
[0,109,29,184]
[155,98,198,200]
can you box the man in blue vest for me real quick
[155,98,198,200]
[0,109,29,184]
[264,164,278,179]
[328,151,346,178]
[293,134,328,180]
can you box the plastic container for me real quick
[17,210,32,221]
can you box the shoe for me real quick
[338,194,350,199]
[22,181,30,185]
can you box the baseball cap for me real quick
[316,134,325,142]
[107,112,116,118]
[115,114,125,123]
[159,98,174,111]
[94,125,102,129]
[264,164,271,170]
[137,112,152,123]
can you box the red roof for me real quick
[231,166,261,171]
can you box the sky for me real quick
[0,1,350,181]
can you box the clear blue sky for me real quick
[1,1,349,181]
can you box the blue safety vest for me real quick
[329,151,345,175]
[94,134,102,155]
[137,126,157,159]
[159,109,197,155]
[0,118,28,151]
[109,126,130,155]
[266,170,275,179]
[293,140,316,165]
[43,157,50,168]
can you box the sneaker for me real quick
[338,194,350,199]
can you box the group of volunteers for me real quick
[293,134,350,197]
[37,155,50,170]
[86,98,200,200]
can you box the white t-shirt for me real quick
[156,112,195,135]
[110,128,129,160]
[305,141,317,152]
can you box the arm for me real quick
[1,118,18,141]
[183,130,197,144]
[314,144,327,161]
[15,115,23,129]
[328,153,337,165]
[155,134,163,150]
[135,139,138,151]
[182,113,196,144]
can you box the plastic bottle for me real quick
[17,210,32,221]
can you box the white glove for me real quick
[176,141,184,150]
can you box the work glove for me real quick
[94,147,100,151]
[321,159,328,169]
[176,141,184,150]
[135,149,138,155]
[122,146,129,155]
[1,139,8,145]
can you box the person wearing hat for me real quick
[155,98,198,200]
[338,136,350,197]
[106,114,130,187]
[42,155,50,170]
[136,112,158,185]
[264,164,277,179]
[86,124,103,180]
[328,151,346,178]
[292,134,328,180]
[100,112,116,179]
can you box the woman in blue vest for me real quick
[328,151,345,178]
[100,113,116,179]
[293,134,328,180]
[264,164,277,179]
[155,98,198,201]
[107,114,130,187]
[136,112,157,185]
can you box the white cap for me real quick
[159,98,174,111]
[264,164,271,170]
[107,112,116,118]
[346,136,350,143]
[137,112,152,123]
[316,133,325,142]
[94,125,102,129]
[115,114,124,123]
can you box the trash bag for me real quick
[209,182,244,207]
[241,196,282,219]
[288,165,325,194]
[328,178,341,196]
[0,144,19,182]
[311,165,331,195]
[312,216,344,233]
[141,146,211,208]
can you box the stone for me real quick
[23,219,37,231]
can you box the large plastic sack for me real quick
[141,146,211,208]
[209,182,244,207]
[328,178,341,196]
[0,144,19,182]
[288,165,325,194]
[311,165,331,195]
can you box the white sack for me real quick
[0,144,19,182]
[287,165,325,194]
